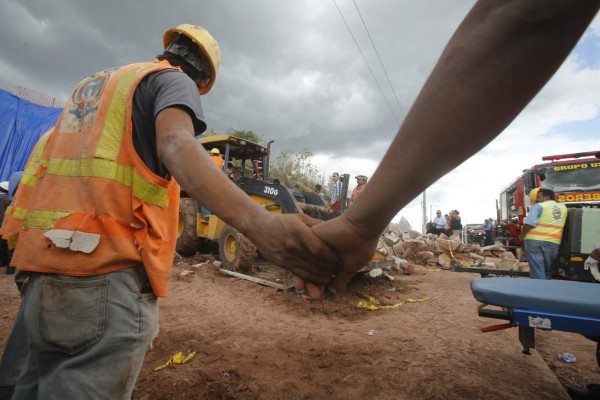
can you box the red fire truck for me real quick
[496,151,600,281]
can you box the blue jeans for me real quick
[524,240,559,280]
[10,266,159,400]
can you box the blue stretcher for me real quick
[471,278,600,361]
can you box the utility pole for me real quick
[422,190,427,234]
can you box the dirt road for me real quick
[1,259,598,399]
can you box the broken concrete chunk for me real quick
[518,262,530,272]
[483,257,503,265]
[469,253,485,260]
[393,257,408,266]
[178,270,195,278]
[481,245,504,252]
[499,251,516,260]
[392,241,405,255]
[496,259,519,271]
[438,253,452,269]
[368,268,383,278]
[417,251,435,262]
[383,235,401,246]
[403,263,428,276]
[408,230,421,239]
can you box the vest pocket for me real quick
[38,276,108,354]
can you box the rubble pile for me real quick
[376,229,529,275]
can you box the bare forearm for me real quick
[344,0,599,238]
[521,225,533,239]
[158,128,266,237]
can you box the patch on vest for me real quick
[551,205,563,222]
[44,229,100,254]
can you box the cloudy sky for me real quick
[1,0,599,229]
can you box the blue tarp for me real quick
[0,88,63,181]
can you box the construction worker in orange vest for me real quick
[0,23,337,399]
[350,175,367,204]
[210,147,224,169]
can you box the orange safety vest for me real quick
[211,154,224,169]
[525,200,567,245]
[352,184,365,201]
[0,61,183,297]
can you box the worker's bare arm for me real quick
[313,0,600,292]
[521,225,534,239]
[155,107,338,280]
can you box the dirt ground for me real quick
[1,259,598,400]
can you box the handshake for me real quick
[245,212,380,299]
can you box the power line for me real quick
[351,0,406,119]
[331,0,401,127]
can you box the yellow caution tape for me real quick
[357,295,431,311]
[448,241,470,268]
[154,351,197,371]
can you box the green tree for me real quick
[269,149,325,193]
[227,128,264,144]
[203,128,220,136]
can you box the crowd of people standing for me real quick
[429,209,462,238]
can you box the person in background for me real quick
[329,172,342,211]
[432,210,447,236]
[202,147,226,218]
[350,175,367,205]
[0,181,10,273]
[450,210,463,238]
[484,218,494,246]
[209,148,223,169]
[444,213,452,236]
[315,184,325,203]
[522,188,567,279]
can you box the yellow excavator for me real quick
[176,134,391,274]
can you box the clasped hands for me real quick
[251,213,379,299]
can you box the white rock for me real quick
[368,268,383,278]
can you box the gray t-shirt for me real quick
[132,69,206,178]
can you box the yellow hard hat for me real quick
[529,187,540,202]
[210,148,220,155]
[163,24,220,95]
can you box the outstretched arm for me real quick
[313,0,600,292]
[155,107,338,282]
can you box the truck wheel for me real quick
[176,198,202,256]
[218,225,257,272]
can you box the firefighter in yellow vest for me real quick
[350,175,367,204]
[0,24,337,399]
[521,188,567,280]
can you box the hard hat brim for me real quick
[163,25,219,95]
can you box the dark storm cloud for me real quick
[0,0,474,157]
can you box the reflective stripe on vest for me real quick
[21,130,52,188]
[96,63,162,161]
[526,200,567,245]
[2,61,182,298]
[45,158,169,207]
